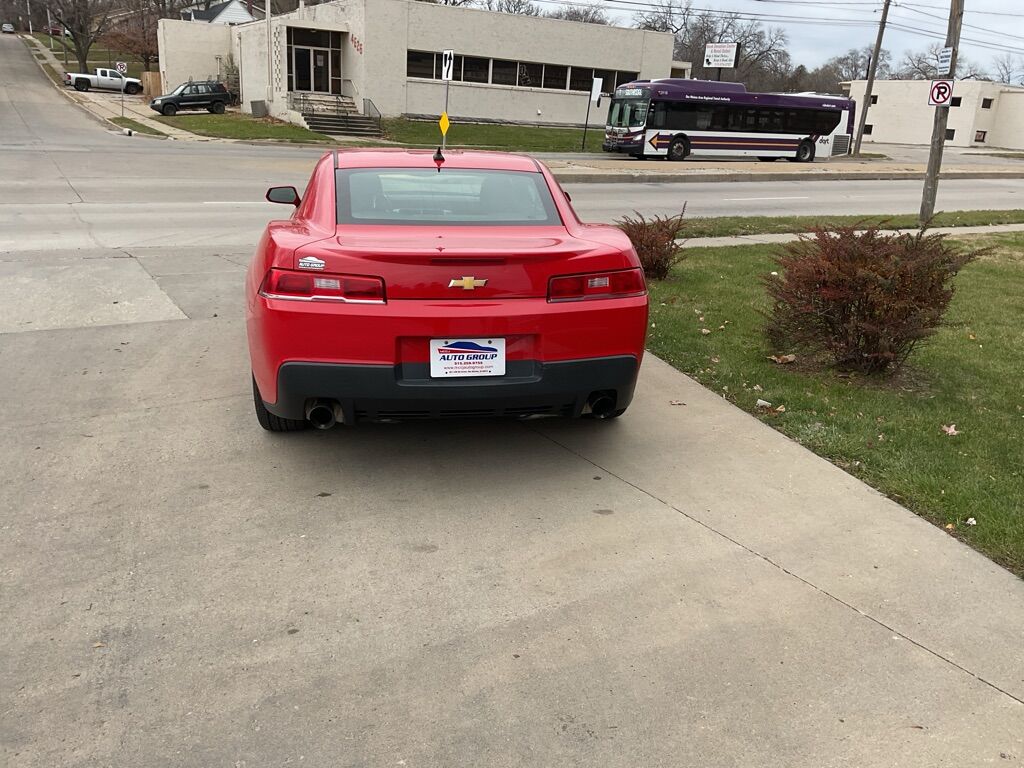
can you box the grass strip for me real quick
[646,232,1024,575]
[154,112,333,143]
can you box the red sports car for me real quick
[246,148,648,431]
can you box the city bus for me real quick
[602,79,855,162]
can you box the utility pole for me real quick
[853,0,890,156]
[26,0,33,34]
[920,0,964,224]
[265,0,273,105]
[46,7,53,49]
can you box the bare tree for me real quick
[103,0,188,72]
[412,0,479,6]
[51,0,118,73]
[898,43,987,80]
[991,53,1023,85]
[481,0,538,14]
[825,46,891,82]
[545,3,608,25]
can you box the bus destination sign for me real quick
[615,88,648,98]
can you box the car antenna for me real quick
[433,146,444,173]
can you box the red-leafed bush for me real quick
[617,207,687,280]
[764,226,978,374]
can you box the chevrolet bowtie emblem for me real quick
[448,276,488,290]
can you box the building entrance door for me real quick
[292,47,331,92]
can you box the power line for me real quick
[895,4,1024,43]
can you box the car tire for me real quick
[211,101,225,114]
[793,140,815,163]
[124,84,140,95]
[667,136,689,162]
[74,79,89,92]
[253,376,307,432]
[162,103,177,116]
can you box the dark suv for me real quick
[150,81,233,116]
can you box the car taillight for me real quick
[259,268,385,303]
[548,268,646,302]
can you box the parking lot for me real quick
[3,32,1024,767]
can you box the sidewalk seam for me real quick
[530,422,1024,708]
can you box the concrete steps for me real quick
[303,112,382,137]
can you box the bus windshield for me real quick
[608,98,649,128]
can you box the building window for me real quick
[945,128,956,140]
[982,98,993,109]
[950,96,962,107]
[542,64,568,90]
[569,66,593,91]
[492,59,517,86]
[593,69,614,95]
[407,50,435,79]
[870,94,878,104]
[517,62,543,88]
[463,57,489,84]
[616,71,639,88]
[863,124,873,135]
[975,130,987,142]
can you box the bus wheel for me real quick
[793,140,815,163]
[667,137,689,162]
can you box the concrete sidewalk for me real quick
[682,222,1024,248]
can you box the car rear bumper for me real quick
[262,355,640,422]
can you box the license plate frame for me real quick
[429,338,506,378]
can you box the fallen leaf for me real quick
[944,523,955,530]
[941,424,960,436]
[966,517,977,526]
[752,384,763,392]
[710,356,720,364]
[700,328,711,335]
[698,316,705,322]
[718,325,726,330]
[768,354,797,365]
[756,399,772,409]
[968,333,976,340]
[775,405,786,413]
[92,642,106,648]
[669,400,686,406]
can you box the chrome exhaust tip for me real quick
[306,400,340,430]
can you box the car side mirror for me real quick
[266,186,300,206]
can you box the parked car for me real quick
[2,23,16,33]
[149,81,232,116]
[247,149,649,431]
[63,68,142,94]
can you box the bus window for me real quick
[649,101,667,129]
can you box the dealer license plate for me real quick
[429,338,506,378]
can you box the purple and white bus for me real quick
[602,79,855,162]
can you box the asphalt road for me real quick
[3,32,1024,767]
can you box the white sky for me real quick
[531,0,1024,73]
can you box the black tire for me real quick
[211,101,225,114]
[74,79,89,92]
[253,376,307,432]
[794,140,815,163]
[124,83,140,95]
[667,136,689,162]
[161,103,177,117]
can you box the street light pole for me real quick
[919,0,964,225]
[26,0,33,34]
[853,0,890,156]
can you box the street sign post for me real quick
[937,47,953,76]
[116,61,128,118]
[581,76,603,152]
[440,49,454,148]
[703,42,739,81]
[928,79,953,107]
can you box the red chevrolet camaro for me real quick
[246,148,648,431]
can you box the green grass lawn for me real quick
[382,118,605,152]
[110,117,165,136]
[646,232,1024,575]
[681,210,1024,239]
[154,112,333,143]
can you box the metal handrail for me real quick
[363,98,382,132]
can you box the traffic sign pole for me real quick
[442,80,449,149]
[920,0,963,225]
[440,49,453,149]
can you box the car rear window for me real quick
[335,168,561,226]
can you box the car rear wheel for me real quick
[162,103,177,116]
[74,79,89,92]
[211,101,226,114]
[124,84,140,95]
[253,376,307,432]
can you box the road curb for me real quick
[550,169,1024,184]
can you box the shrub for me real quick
[617,206,687,280]
[764,225,979,374]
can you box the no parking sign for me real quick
[928,80,953,107]
[115,61,128,74]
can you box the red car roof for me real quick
[330,148,542,172]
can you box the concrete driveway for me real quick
[2,32,1024,767]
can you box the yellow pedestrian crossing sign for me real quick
[439,112,450,136]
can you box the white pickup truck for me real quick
[64,68,142,94]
